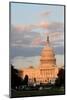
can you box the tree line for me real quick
[11,65,28,90]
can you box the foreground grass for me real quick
[11,87,65,98]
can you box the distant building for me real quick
[21,36,59,84]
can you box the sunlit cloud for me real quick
[11,21,64,48]
[14,24,33,32]
[11,56,40,69]
[36,21,50,29]
[40,11,51,17]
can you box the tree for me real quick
[34,78,36,83]
[55,68,65,87]
[23,75,28,85]
[11,65,23,89]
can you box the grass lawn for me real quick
[11,86,65,98]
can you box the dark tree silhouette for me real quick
[55,68,65,87]
[23,75,28,85]
[34,78,36,83]
[11,65,23,89]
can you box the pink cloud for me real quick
[37,21,50,29]
[40,11,51,16]
[14,24,34,32]
[32,37,42,45]
[31,37,47,46]
[13,24,41,32]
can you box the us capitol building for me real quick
[20,36,59,84]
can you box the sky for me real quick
[10,2,64,69]
[11,3,64,25]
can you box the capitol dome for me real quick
[21,35,59,84]
[40,36,56,66]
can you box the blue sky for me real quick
[10,2,64,69]
[11,2,64,26]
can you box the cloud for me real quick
[31,37,42,45]
[35,21,64,32]
[35,22,64,44]
[11,21,50,33]
[36,21,50,29]
[11,56,40,69]
[11,21,64,48]
[48,22,64,33]
[49,32,64,42]
[14,24,33,32]
[11,21,64,33]
[40,11,51,17]
[11,26,41,47]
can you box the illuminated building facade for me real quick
[21,36,59,84]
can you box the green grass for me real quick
[11,87,65,98]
